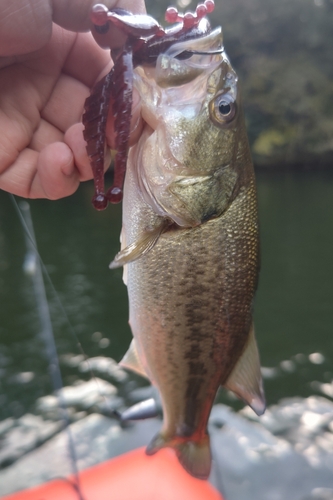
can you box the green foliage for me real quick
[145,0,333,168]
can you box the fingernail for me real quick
[61,157,75,177]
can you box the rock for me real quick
[11,372,35,384]
[60,354,128,383]
[60,354,85,368]
[261,366,280,379]
[0,414,62,468]
[36,378,118,414]
[0,414,161,496]
[242,396,333,444]
[209,399,333,500]
[0,418,14,437]
[77,356,128,383]
[305,488,333,500]
[316,382,333,399]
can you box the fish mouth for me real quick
[134,27,225,134]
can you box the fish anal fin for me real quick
[119,339,149,379]
[109,219,169,269]
[146,432,167,455]
[223,323,266,416]
[146,433,211,480]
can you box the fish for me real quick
[108,24,265,480]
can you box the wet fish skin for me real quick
[117,32,264,479]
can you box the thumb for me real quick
[0,0,52,56]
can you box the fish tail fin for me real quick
[146,433,211,480]
[176,438,212,480]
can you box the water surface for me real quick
[0,171,332,420]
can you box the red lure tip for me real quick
[165,1,215,27]
[92,193,109,210]
[107,186,123,204]
[205,0,215,14]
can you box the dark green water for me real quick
[0,171,332,421]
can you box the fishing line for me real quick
[9,194,106,500]
[10,194,112,408]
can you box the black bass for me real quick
[109,20,265,480]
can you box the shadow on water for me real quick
[0,170,333,419]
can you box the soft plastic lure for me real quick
[82,1,215,210]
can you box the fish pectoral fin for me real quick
[223,323,266,416]
[119,339,149,379]
[146,433,211,480]
[119,227,128,285]
[109,219,169,269]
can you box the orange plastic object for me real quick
[2,447,224,500]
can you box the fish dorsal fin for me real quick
[223,323,266,416]
[119,339,149,379]
[109,219,169,269]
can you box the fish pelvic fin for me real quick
[119,227,128,285]
[223,322,266,416]
[146,433,211,480]
[119,339,149,379]
[109,219,170,269]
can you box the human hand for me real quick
[0,0,145,199]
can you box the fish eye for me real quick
[209,93,237,127]
[219,101,231,115]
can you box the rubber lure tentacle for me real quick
[82,71,113,210]
[106,43,134,204]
